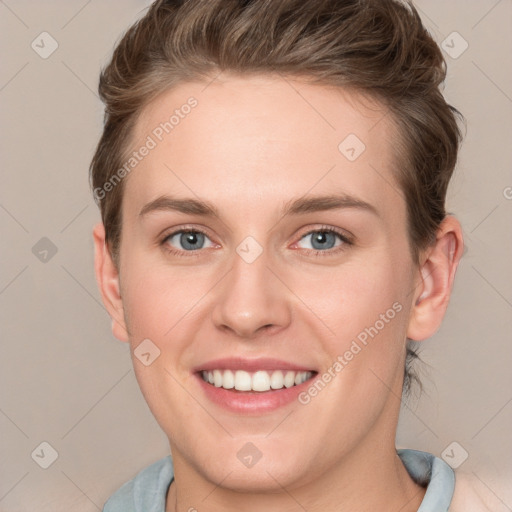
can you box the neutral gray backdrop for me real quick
[1,1,511,510]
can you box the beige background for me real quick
[1,1,511,510]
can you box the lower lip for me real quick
[195,372,317,414]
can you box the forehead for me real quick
[125,74,402,218]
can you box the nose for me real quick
[211,247,292,339]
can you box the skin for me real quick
[93,74,464,511]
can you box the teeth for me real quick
[284,371,296,388]
[234,370,252,391]
[213,369,223,387]
[200,369,313,391]
[222,369,234,389]
[252,371,271,392]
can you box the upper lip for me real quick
[193,357,317,373]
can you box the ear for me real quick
[407,215,464,341]
[93,222,129,342]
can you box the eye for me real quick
[163,229,215,252]
[295,228,350,252]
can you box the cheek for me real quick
[120,260,211,426]
[121,256,214,341]
[295,256,406,336]
[290,253,412,395]
[290,258,410,427]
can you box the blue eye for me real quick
[297,229,348,251]
[161,226,351,258]
[164,230,214,251]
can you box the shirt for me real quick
[102,448,457,511]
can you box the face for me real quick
[109,75,423,490]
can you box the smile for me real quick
[200,369,315,392]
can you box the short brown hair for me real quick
[89,0,464,395]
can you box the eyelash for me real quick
[160,227,212,259]
[299,226,353,257]
[160,225,353,258]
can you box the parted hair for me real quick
[89,0,464,395]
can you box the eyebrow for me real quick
[138,193,379,219]
[282,194,379,217]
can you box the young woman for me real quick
[90,0,493,510]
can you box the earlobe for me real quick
[92,222,129,342]
[407,216,464,341]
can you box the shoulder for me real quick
[450,472,510,512]
[103,455,174,512]
[398,448,510,512]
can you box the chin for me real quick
[190,443,312,493]
[208,463,305,494]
